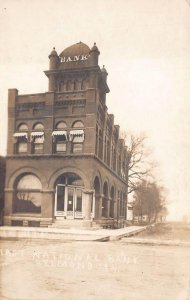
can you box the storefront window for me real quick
[14,174,42,213]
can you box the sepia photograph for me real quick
[0,0,190,299]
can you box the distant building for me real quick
[4,42,129,228]
[126,203,133,221]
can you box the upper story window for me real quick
[31,123,44,154]
[33,123,44,131]
[70,121,84,153]
[98,129,103,159]
[72,121,84,128]
[17,123,28,132]
[56,121,67,129]
[52,121,67,153]
[14,123,29,154]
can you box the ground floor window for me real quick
[13,174,42,213]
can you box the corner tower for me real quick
[45,41,109,98]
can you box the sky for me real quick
[0,0,190,220]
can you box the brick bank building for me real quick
[4,42,128,228]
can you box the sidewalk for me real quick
[0,225,146,242]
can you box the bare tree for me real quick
[133,180,167,223]
[17,191,34,202]
[124,133,155,194]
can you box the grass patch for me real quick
[137,222,190,241]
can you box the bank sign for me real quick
[60,54,89,63]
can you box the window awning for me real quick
[52,130,67,137]
[69,130,84,141]
[13,132,28,139]
[69,130,84,137]
[31,132,44,137]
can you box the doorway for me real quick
[55,184,83,219]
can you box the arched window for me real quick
[98,130,103,159]
[107,140,110,166]
[116,190,120,219]
[102,182,108,218]
[120,191,124,217]
[95,125,99,155]
[31,123,44,154]
[113,149,116,171]
[110,186,115,218]
[14,123,28,154]
[70,121,85,153]
[72,121,84,128]
[52,121,67,153]
[13,174,42,213]
[17,123,28,131]
[94,176,101,219]
[104,136,107,163]
[33,123,44,130]
[56,121,67,129]
[55,172,84,187]
[94,176,100,195]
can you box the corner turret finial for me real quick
[48,47,59,70]
[101,65,108,81]
[90,42,100,54]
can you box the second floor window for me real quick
[13,132,28,154]
[52,131,67,153]
[31,123,44,154]
[70,121,84,154]
[53,121,67,153]
[17,140,28,153]
[70,130,84,153]
[31,134,44,154]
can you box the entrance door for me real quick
[66,187,75,218]
[55,185,83,219]
[54,185,65,216]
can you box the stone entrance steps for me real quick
[49,218,102,230]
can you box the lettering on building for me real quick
[60,54,89,63]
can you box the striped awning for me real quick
[13,132,28,139]
[31,131,44,137]
[69,130,84,141]
[69,129,84,137]
[52,130,67,137]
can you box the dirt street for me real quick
[0,238,190,300]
